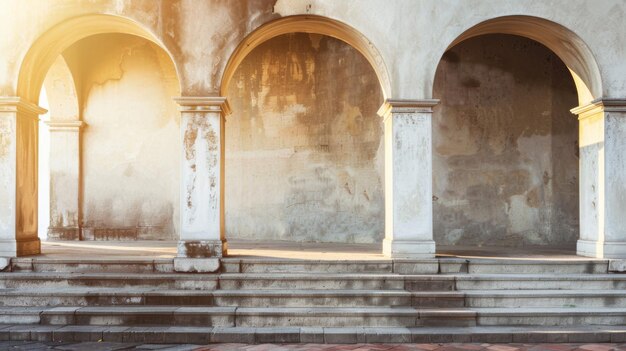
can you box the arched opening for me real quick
[432,33,581,255]
[18,15,182,257]
[220,15,391,99]
[220,17,389,251]
[437,16,601,105]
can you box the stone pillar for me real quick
[0,97,46,256]
[377,99,439,258]
[573,98,626,258]
[174,96,230,262]
[45,120,83,240]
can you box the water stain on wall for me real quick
[226,33,384,243]
[433,34,579,248]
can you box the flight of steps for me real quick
[0,256,625,344]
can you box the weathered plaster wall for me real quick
[432,35,579,247]
[226,33,384,243]
[63,33,180,240]
[3,1,626,102]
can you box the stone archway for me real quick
[219,15,392,100]
[431,16,607,258]
[0,14,182,256]
[173,15,392,258]
[433,15,602,105]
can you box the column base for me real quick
[177,240,227,258]
[47,227,81,241]
[382,238,436,258]
[0,237,41,257]
[577,239,626,259]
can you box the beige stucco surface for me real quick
[63,34,180,240]
[225,33,384,243]
[432,35,579,248]
[0,0,625,258]
[1,1,625,100]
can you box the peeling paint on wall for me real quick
[226,33,384,243]
[433,34,579,248]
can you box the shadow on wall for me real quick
[226,33,384,244]
[432,34,579,248]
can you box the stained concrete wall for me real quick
[63,34,180,240]
[432,34,579,248]
[226,33,384,243]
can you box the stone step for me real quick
[463,289,626,308]
[221,258,609,274]
[221,259,398,274]
[218,273,416,290]
[4,272,626,292]
[440,259,608,274]
[3,324,626,344]
[474,307,626,326]
[0,273,217,290]
[32,306,626,327]
[452,274,626,290]
[29,306,438,327]
[0,288,466,308]
[5,305,626,328]
[9,258,174,273]
[0,288,214,307]
[213,290,466,308]
[5,287,622,309]
[18,306,473,328]
[212,289,415,307]
[3,257,611,275]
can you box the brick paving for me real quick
[2,342,626,351]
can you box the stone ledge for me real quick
[173,258,220,273]
[610,260,626,272]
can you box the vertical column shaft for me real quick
[378,99,439,258]
[175,96,230,258]
[45,121,83,240]
[574,98,626,258]
[0,97,46,256]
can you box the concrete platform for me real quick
[38,240,583,261]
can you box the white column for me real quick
[45,121,83,240]
[174,96,230,259]
[573,98,626,258]
[0,97,46,256]
[378,99,439,258]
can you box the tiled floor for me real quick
[2,343,626,351]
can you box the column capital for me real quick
[377,99,440,119]
[571,98,626,119]
[173,96,231,115]
[44,120,84,132]
[0,97,47,116]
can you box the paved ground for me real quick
[38,240,584,261]
[0,342,624,351]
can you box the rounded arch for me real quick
[220,15,392,99]
[433,15,602,105]
[17,14,181,104]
